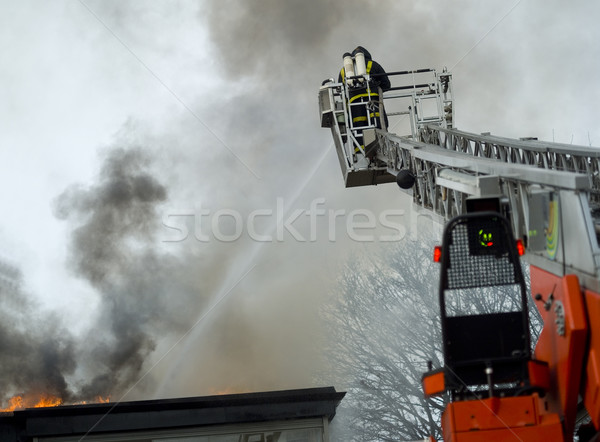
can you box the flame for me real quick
[72,396,111,405]
[1,396,23,412]
[208,387,247,396]
[34,395,63,408]
[1,394,110,412]
[0,394,62,412]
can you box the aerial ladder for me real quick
[319,53,600,441]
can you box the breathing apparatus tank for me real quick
[354,51,367,81]
[343,52,355,86]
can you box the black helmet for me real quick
[352,46,372,60]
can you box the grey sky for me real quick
[0,0,598,402]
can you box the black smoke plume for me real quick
[0,261,77,405]
[53,146,177,399]
[0,146,175,406]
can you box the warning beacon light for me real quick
[433,246,442,263]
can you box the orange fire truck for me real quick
[319,53,600,441]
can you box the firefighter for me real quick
[339,47,390,160]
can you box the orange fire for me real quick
[208,387,247,396]
[34,395,63,408]
[0,394,62,412]
[1,394,110,412]
[72,396,111,405]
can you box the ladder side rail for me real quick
[425,125,600,171]
[336,83,360,167]
[422,125,600,201]
[333,84,354,168]
[319,82,354,170]
[429,125,599,155]
[424,125,600,161]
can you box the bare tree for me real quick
[324,232,445,441]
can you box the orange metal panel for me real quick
[530,266,588,436]
[445,396,537,432]
[442,396,564,441]
[447,419,563,442]
[423,370,445,397]
[527,360,551,391]
[442,404,455,442]
[583,289,600,429]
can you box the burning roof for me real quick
[0,387,344,442]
